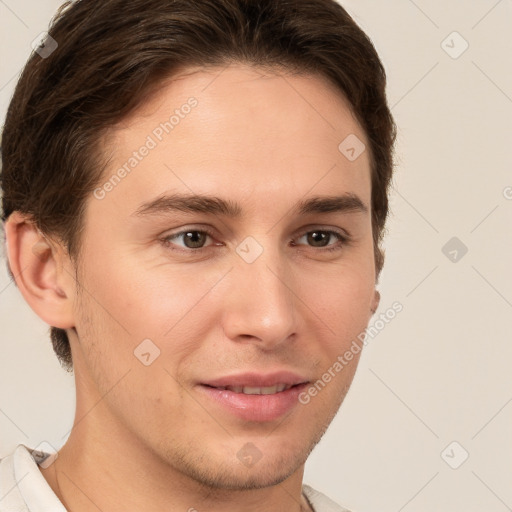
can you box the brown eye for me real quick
[295,230,347,252]
[306,231,331,247]
[162,230,213,250]
[181,231,209,248]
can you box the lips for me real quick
[212,383,294,395]
[201,371,309,392]
[198,371,310,421]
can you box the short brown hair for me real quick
[1,0,396,372]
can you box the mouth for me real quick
[198,372,310,422]
[203,383,298,395]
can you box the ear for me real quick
[370,289,380,315]
[4,212,76,329]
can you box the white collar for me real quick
[10,444,67,512]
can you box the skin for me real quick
[6,63,380,512]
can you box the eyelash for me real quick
[161,227,350,254]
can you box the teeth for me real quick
[248,385,277,395]
[222,384,293,395]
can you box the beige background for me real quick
[1,1,511,511]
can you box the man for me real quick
[0,0,396,510]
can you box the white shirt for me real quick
[0,445,350,512]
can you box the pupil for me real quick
[308,231,328,247]
[185,231,205,248]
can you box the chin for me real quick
[190,455,304,491]
[164,438,313,491]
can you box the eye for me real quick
[160,227,350,254]
[162,229,215,250]
[293,229,349,252]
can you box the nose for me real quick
[220,241,297,350]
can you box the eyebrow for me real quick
[133,192,368,218]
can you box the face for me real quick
[69,64,378,489]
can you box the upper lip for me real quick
[201,371,310,388]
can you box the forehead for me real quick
[96,64,371,215]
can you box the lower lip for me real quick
[198,384,308,422]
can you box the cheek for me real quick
[82,251,202,329]
[297,259,375,344]
[80,252,230,369]
[73,262,193,414]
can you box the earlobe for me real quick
[371,289,380,314]
[4,212,75,329]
